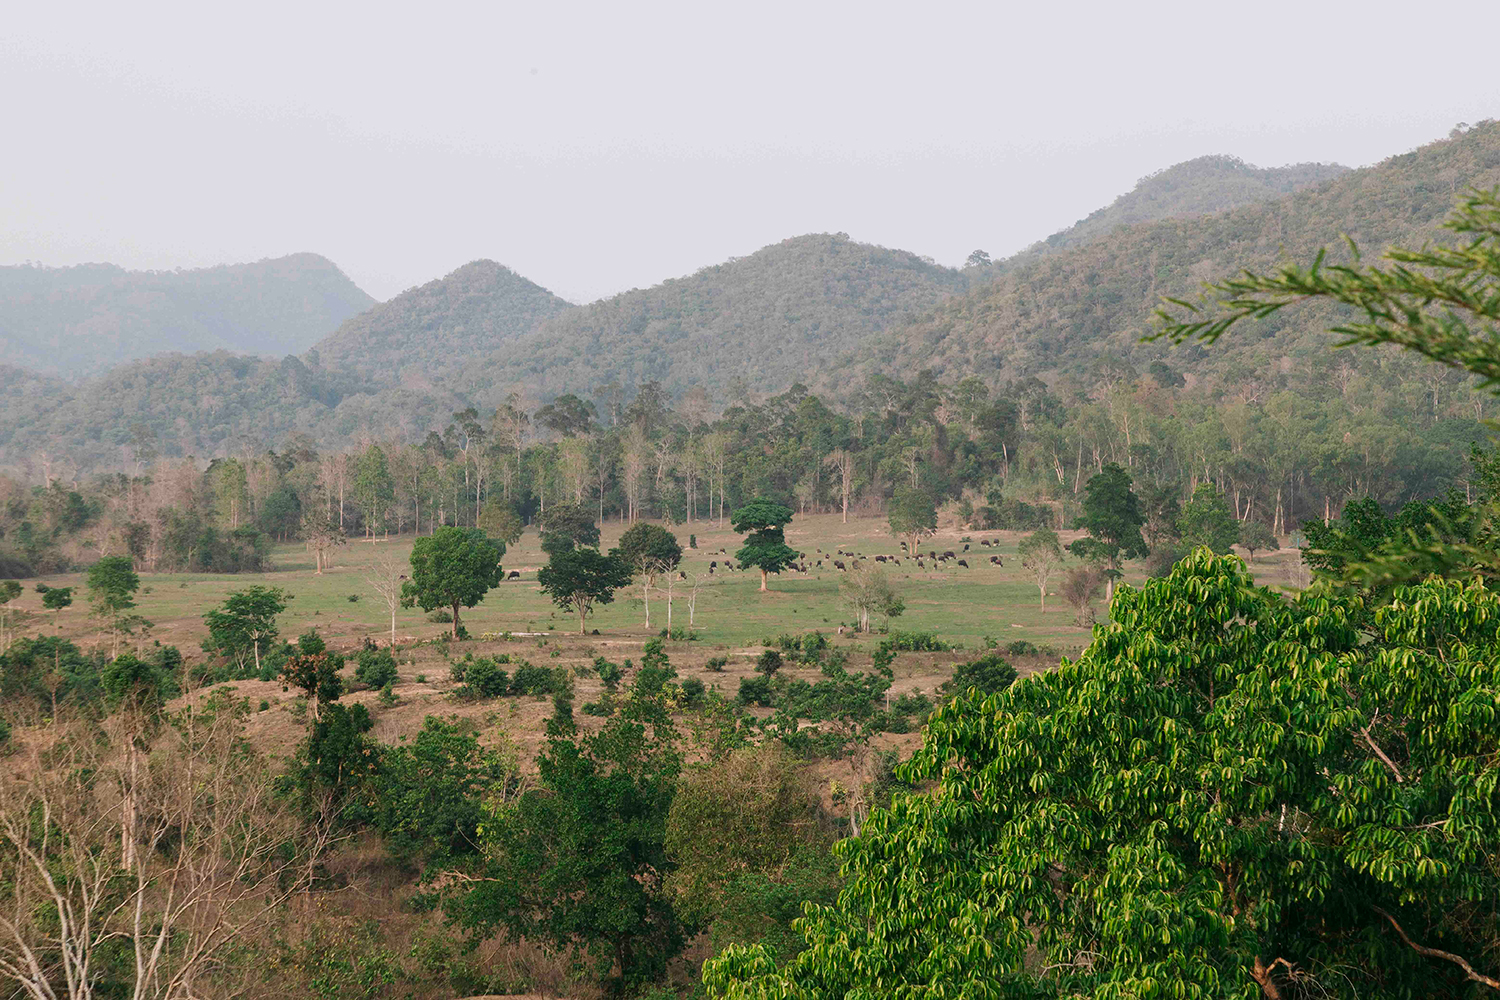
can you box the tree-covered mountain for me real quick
[984,154,1349,273]
[463,233,971,405]
[868,121,1500,389]
[308,259,575,385]
[0,253,374,377]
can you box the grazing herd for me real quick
[498,538,1007,583]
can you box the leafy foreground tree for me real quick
[732,499,797,592]
[401,525,504,638]
[457,694,688,994]
[705,551,1500,998]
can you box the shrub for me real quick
[705,656,728,672]
[941,653,1018,699]
[680,677,706,707]
[872,630,951,671]
[354,648,399,689]
[582,699,613,717]
[756,649,784,677]
[454,656,511,699]
[738,675,774,707]
[510,662,555,697]
[594,657,623,691]
[427,608,453,623]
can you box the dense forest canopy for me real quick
[0,253,373,377]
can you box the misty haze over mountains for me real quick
[4,124,1496,472]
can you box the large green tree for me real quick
[401,526,504,638]
[887,485,937,559]
[618,523,683,627]
[706,552,1500,998]
[87,555,141,656]
[538,545,633,634]
[1069,462,1147,600]
[732,499,797,592]
[458,699,688,993]
[540,502,601,556]
[204,585,290,674]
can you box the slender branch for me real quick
[1374,906,1500,990]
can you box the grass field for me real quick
[13,512,1307,659]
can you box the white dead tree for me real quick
[0,702,333,1000]
[365,548,407,647]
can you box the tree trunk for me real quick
[579,605,588,635]
[759,567,768,592]
[451,602,461,639]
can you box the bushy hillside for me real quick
[464,233,971,404]
[874,122,1500,386]
[989,155,1348,271]
[0,253,374,377]
[309,260,575,384]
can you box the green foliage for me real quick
[737,675,773,708]
[284,701,379,827]
[354,648,399,689]
[373,716,507,865]
[939,652,1018,700]
[0,635,100,710]
[86,554,139,618]
[40,585,73,611]
[665,744,839,960]
[870,629,950,672]
[452,654,510,699]
[401,526,504,638]
[509,662,557,697]
[203,585,291,671]
[280,648,344,717]
[456,705,687,993]
[1177,482,1240,555]
[1018,527,1064,607]
[839,565,904,633]
[706,552,1500,998]
[732,499,797,590]
[618,523,684,580]
[755,649,783,677]
[536,544,632,633]
[887,484,937,556]
[539,502,601,555]
[1237,519,1279,561]
[476,500,524,545]
[1070,462,1148,567]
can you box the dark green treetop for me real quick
[732,499,797,592]
[401,526,504,638]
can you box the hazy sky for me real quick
[4,2,1497,304]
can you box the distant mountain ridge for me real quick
[0,253,374,377]
[4,127,1493,472]
[308,260,575,385]
[463,232,971,404]
[986,155,1349,274]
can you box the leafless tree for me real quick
[365,548,407,647]
[824,449,855,523]
[0,702,333,1000]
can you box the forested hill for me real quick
[308,260,575,384]
[987,155,1349,273]
[462,233,970,405]
[0,253,374,377]
[868,122,1500,387]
